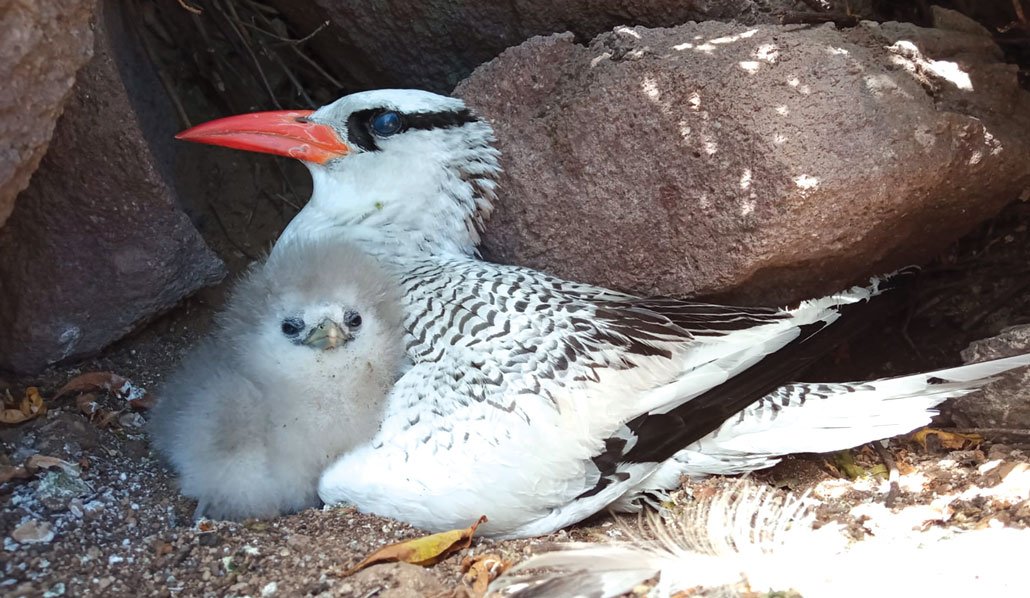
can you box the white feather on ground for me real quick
[491,478,1030,598]
[148,237,407,520]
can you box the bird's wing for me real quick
[322,256,910,536]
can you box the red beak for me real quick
[175,110,350,164]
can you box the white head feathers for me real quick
[279,89,501,257]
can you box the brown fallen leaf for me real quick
[55,372,128,399]
[911,428,983,451]
[343,515,488,576]
[76,392,100,417]
[461,553,512,597]
[0,454,76,484]
[0,464,31,483]
[55,371,154,410]
[1,387,47,425]
[94,409,123,429]
[25,455,78,474]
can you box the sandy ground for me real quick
[3,373,1029,598]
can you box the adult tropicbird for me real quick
[177,89,1030,537]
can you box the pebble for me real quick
[197,532,222,547]
[36,469,93,511]
[11,520,54,544]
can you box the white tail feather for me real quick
[677,353,1030,476]
[491,479,1030,598]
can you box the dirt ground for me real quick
[2,392,1029,598]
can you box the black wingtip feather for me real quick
[621,268,918,464]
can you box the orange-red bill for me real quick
[175,110,349,163]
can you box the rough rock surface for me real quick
[270,0,806,93]
[0,0,96,228]
[0,3,225,375]
[954,325,1030,430]
[455,15,1030,305]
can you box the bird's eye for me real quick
[344,310,362,329]
[281,317,305,337]
[370,111,403,137]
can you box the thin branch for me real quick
[239,19,330,46]
[177,0,203,15]
[872,442,900,509]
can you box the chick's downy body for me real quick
[148,238,406,520]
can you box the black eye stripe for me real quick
[404,109,477,131]
[347,110,380,152]
[345,108,478,152]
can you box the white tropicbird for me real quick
[176,89,1030,537]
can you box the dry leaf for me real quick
[0,454,75,484]
[0,464,31,483]
[25,455,78,474]
[1,387,47,425]
[55,371,154,410]
[912,428,983,451]
[127,392,156,410]
[55,372,129,399]
[343,515,488,576]
[94,409,123,429]
[76,393,100,417]
[461,553,511,597]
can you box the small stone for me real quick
[260,581,278,597]
[35,469,92,511]
[118,412,146,428]
[988,444,1013,461]
[42,582,65,597]
[197,532,221,547]
[11,520,54,544]
[81,500,105,520]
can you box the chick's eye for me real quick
[370,111,402,137]
[281,317,304,337]
[344,310,362,329]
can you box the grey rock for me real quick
[954,325,1030,429]
[36,469,93,511]
[269,0,805,93]
[0,0,96,228]
[0,1,225,374]
[455,20,1030,305]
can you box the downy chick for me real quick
[149,237,406,520]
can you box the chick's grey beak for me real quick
[302,318,351,351]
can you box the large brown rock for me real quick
[455,14,1030,304]
[0,0,96,228]
[270,0,804,93]
[953,326,1030,430]
[0,3,225,375]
